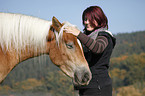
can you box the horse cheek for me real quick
[49,41,63,67]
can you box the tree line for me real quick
[0,31,145,96]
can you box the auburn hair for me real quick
[82,6,108,29]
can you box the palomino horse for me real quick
[0,13,92,86]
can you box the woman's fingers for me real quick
[64,26,80,36]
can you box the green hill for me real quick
[0,31,145,96]
[112,31,145,57]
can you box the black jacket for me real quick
[75,31,116,89]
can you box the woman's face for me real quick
[84,19,98,31]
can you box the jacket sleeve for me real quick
[77,32,108,54]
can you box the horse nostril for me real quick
[82,72,90,83]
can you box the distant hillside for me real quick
[2,31,145,84]
[1,31,145,96]
[112,31,145,57]
[109,31,145,95]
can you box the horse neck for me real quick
[18,43,50,62]
[0,13,52,62]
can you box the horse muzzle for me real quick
[73,68,92,86]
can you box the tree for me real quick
[44,70,76,96]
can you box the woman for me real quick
[65,6,116,96]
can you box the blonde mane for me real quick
[0,13,52,52]
[0,13,79,53]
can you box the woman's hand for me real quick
[64,26,80,36]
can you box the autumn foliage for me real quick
[0,31,145,96]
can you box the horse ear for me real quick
[52,16,62,32]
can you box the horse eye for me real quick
[66,43,73,49]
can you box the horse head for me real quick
[46,17,92,86]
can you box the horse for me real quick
[0,13,92,86]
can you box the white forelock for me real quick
[56,21,78,44]
[0,13,52,52]
[55,21,82,49]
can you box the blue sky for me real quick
[0,0,145,34]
